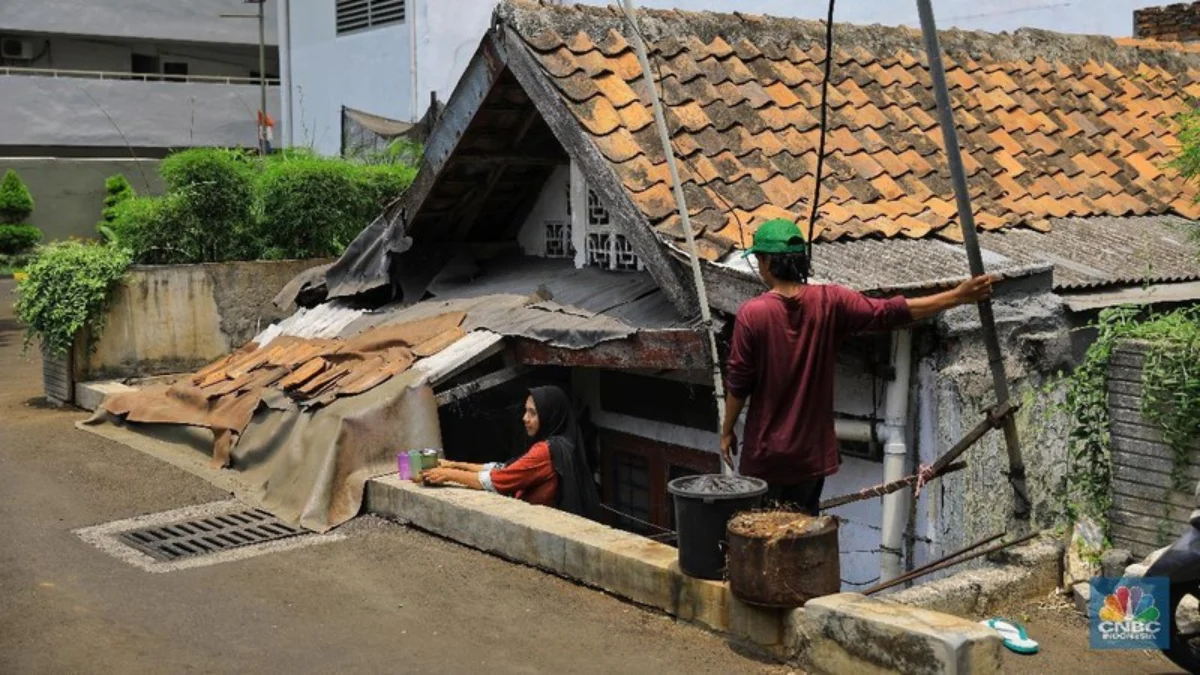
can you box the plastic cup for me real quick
[408,449,423,479]
[397,452,411,480]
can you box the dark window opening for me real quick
[598,371,718,432]
[131,54,160,80]
[162,61,188,82]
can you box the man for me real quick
[720,218,996,515]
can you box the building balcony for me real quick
[0,68,281,152]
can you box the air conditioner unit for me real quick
[1,38,34,60]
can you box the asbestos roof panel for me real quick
[496,0,1200,251]
[788,215,1200,292]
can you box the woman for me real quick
[421,386,601,520]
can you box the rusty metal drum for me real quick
[727,511,840,608]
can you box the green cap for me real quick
[746,218,808,255]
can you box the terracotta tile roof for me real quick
[497,0,1200,259]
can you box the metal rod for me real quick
[863,531,1040,596]
[821,461,966,511]
[914,0,1029,520]
[621,0,731,475]
[865,531,1005,593]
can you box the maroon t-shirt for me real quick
[725,286,912,485]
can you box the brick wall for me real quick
[1135,2,1200,42]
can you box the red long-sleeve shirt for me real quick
[726,286,912,484]
[486,441,559,506]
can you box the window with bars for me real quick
[611,452,652,534]
[336,0,405,35]
[582,189,642,271]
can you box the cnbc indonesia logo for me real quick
[1096,583,1163,644]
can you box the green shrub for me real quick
[0,169,34,224]
[0,223,42,255]
[99,174,136,227]
[16,241,130,354]
[106,194,206,265]
[255,156,415,258]
[159,148,255,261]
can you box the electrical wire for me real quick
[805,0,837,276]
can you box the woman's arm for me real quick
[438,460,487,472]
[422,467,483,489]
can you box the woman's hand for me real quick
[422,467,454,485]
[952,274,996,305]
[720,431,738,470]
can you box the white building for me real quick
[279,0,1158,156]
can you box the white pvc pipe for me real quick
[834,418,878,444]
[880,329,913,582]
[279,0,293,147]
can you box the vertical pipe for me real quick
[258,0,267,155]
[280,0,293,147]
[880,329,912,581]
[914,0,1029,520]
[621,0,731,475]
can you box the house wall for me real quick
[516,164,571,258]
[414,0,500,119]
[10,35,275,78]
[0,0,279,47]
[284,3,413,154]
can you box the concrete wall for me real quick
[0,77,281,150]
[16,36,278,79]
[0,157,163,241]
[0,0,278,46]
[74,259,331,381]
[415,0,499,117]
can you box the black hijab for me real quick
[527,386,602,521]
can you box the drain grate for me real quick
[117,508,304,561]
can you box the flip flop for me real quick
[980,617,1040,654]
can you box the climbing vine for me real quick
[15,241,131,355]
[1061,306,1200,540]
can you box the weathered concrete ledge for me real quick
[885,536,1063,616]
[365,475,1004,672]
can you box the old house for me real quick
[98,0,1200,588]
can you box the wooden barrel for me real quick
[727,511,840,608]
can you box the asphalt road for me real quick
[0,279,785,675]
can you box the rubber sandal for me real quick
[980,617,1040,654]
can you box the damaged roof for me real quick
[496,0,1200,258]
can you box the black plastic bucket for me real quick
[667,474,768,580]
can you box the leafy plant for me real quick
[106,193,203,265]
[99,174,136,228]
[1059,307,1200,541]
[254,155,414,259]
[0,223,42,255]
[0,169,34,224]
[159,148,256,261]
[15,241,130,354]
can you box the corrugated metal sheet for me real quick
[792,216,1200,292]
[261,257,685,350]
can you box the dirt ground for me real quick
[992,591,1185,674]
[0,279,791,675]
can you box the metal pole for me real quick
[258,0,268,155]
[621,0,732,476]
[915,0,1029,520]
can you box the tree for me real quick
[100,174,136,226]
[0,169,34,225]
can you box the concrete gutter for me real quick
[365,475,1004,672]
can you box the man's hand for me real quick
[953,274,997,305]
[720,431,738,470]
[422,467,453,485]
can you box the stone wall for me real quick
[1134,2,1200,42]
[915,270,1076,568]
[73,258,330,382]
[1106,342,1200,557]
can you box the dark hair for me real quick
[760,252,809,284]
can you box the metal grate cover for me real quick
[117,509,304,561]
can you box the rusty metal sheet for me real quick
[411,326,466,357]
[278,357,328,391]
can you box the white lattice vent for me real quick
[544,220,572,258]
[583,189,642,271]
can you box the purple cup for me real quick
[397,452,411,480]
